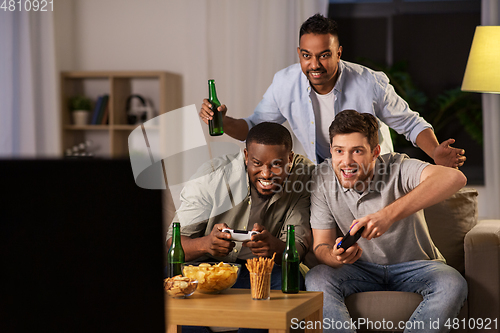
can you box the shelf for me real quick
[64,125,109,130]
[63,70,170,79]
[112,125,140,131]
[63,125,140,131]
[60,70,182,158]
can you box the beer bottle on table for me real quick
[167,222,185,278]
[282,225,300,293]
[208,79,224,136]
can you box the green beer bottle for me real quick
[208,79,224,136]
[167,222,185,278]
[281,225,300,293]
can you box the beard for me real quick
[250,180,275,201]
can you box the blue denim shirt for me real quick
[244,61,432,163]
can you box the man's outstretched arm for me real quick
[199,99,249,141]
[416,128,466,168]
[351,164,467,239]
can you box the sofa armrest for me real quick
[464,220,500,323]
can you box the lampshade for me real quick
[461,26,500,94]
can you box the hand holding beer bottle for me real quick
[199,99,227,124]
[198,80,250,141]
[200,79,225,136]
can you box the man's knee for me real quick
[443,268,468,302]
[427,264,468,302]
[305,264,331,291]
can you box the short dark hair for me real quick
[329,110,379,150]
[246,122,293,152]
[299,13,339,45]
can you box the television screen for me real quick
[0,159,165,332]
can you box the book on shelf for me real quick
[97,94,109,125]
[89,94,109,125]
[101,101,109,125]
[91,96,102,125]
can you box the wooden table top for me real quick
[166,288,323,331]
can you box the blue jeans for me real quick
[182,263,284,333]
[233,261,283,290]
[305,260,467,333]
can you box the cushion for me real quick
[346,291,423,326]
[424,187,478,274]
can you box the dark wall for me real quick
[334,12,479,97]
[336,17,388,66]
[330,8,483,184]
[393,13,478,97]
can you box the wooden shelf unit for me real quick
[60,71,182,158]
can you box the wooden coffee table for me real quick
[166,289,323,333]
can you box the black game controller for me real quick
[221,228,260,242]
[337,226,365,250]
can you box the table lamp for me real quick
[462,25,500,219]
[462,26,500,94]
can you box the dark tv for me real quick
[0,159,164,332]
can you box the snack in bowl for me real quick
[164,275,198,298]
[182,262,240,293]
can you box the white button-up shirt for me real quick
[244,61,432,163]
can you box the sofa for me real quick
[344,188,500,332]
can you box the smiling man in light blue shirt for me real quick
[199,14,466,167]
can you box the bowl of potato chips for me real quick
[164,275,198,298]
[182,262,240,294]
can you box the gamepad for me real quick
[221,228,260,242]
[337,226,365,250]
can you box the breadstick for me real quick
[247,253,276,299]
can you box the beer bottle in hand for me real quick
[282,225,300,293]
[208,79,224,136]
[167,222,185,278]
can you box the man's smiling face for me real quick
[244,143,293,200]
[330,132,380,191]
[297,33,342,95]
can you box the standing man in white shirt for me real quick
[199,14,466,167]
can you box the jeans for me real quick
[305,260,467,333]
[232,261,283,290]
[182,263,284,333]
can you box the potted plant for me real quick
[69,95,92,125]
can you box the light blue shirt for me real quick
[244,61,432,163]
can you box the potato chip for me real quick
[182,262,240,293]
[164,275,198,298]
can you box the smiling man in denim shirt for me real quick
[199,14,465,168]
